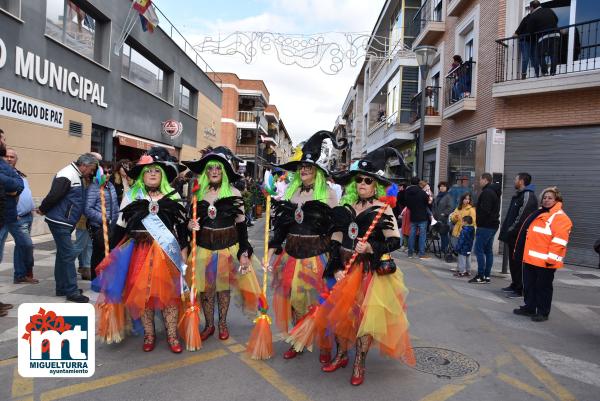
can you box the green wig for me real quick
[284,167,328,202]
[130,165,179,200]
[340,179,386,206]
[194,160,233,200]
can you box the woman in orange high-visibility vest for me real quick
[513,187,572,322]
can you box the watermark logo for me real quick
[18,303,95,377]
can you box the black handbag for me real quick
[375,253,397,275]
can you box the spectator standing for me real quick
[0,141,27,284]
[527,0,560,77]
[454,215,475,277]
[110,159,133,205]
[515,6,533,79]
[405,176,430,259]
[449,55,463,102]
[513,187,572,322]
[0,148,36,283]
[38,153,98,303]
[499,173,538,297]
[84,169,119,282]
[0,130,15,316]
[469,173,501,284]
[433,181,454,254]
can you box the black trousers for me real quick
[90,227,109,281]
[523,263,556,316]
[507,240,523,292]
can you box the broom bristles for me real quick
[178,305,202,351]
[246,315,273,360]
[285,309,318,353]
[97,302,127,344]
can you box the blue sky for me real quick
[152,0,386,143]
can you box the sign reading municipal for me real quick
[18,303,95,378]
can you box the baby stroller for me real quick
[427,220,455,262]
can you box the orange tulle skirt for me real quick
[315,263,415,365]
[186,245,261,318]
[123,241,183,320]
[271,251,328,334]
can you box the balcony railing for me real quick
[410,86,440,123]
[238,111,258,123]
[445,60,475,107]
[495,18,600,83]
[236,144,277,163]
[412,0,443,39]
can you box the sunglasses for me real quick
[354,176,374,185]
[299,164,314,170]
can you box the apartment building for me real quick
[410,0,600,266]
[335,70,366,167]
[0,0,222,234]
[208,72,293,177]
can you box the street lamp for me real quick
[414,45,437,179]
[253,105,265,180]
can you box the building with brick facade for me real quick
[334,0,600,265]
[208,72,293,178]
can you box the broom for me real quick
[285,184,399,352]
[178,183,202,351]
[246,175,274,360]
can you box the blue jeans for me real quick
[0,214,34,279]
[73,227,92,268]
[440,231,449,254]
[519,40,531,77]
[408,220,428,257]
[474,227,497,277]
[48,222,79,296]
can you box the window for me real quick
[45,0,108,64]
[447,134,486,198]
[389,5,403,53]
[0,0,20,17]
[179,84,190,113]
[400,66,418,123]
[122,43,165,99]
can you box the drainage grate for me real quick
[573,273,600,280]
[412,347,479,379]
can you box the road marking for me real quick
[222,336,237,346]
[0,357,17,367]
[524,346,600,388]
[0,326,17,343]
[39,349,228,401]
[450,284,507,304]
[495,353,513,368]
[557,279,600,288]
[228,344,246,353]
[413,263,578,401]
[553,302,600,336]
[11,365,33,398]
[478,307,556,337]
[240,354,310,401]
[418,384,467,401]
[497,373,555,401]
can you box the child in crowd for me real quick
[454,215,475,277]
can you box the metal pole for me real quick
[501,241,509,274]
[417,64,428,178]
[254,115,259,180]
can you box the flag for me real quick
[133,0,152,14]
[139,5,159,33]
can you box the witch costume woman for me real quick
[267,130,346,361]
[183,147,262,342]
[94,148,188,353]
[313,147,415,385]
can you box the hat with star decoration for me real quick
[333,147,407,186]
[275,130,348,175]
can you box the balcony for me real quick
[447,0,474,17]
[236,144,277,164]
[409,87,442,132]
[412,0,445,48]
[443,60,476,119]
[237,111,268,133]
[493,19,600,98]
[366,112,413,153]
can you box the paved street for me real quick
[1,217,600,401]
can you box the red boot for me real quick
[200,325,215,341]
[322,356,348,372]
[167,337,183,353]
[142,335,155,352]
[218,324,229,341]
[350,366,365,386]
[283,347,301,359]
[319,351,331,364]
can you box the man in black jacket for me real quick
[470,173,501,284]
[404,176,430,258]
[499,173,538,296]
[527,0,560,77]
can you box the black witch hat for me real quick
[128,146,182,183]
[276,130,348,174]
[333,147,406,186]
[182,146,242,182]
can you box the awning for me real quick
[114,131,177,156]
[260,135,277,145]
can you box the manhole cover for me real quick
[412,347,479,378]
[573,273,600,280]
[34,241,56,251]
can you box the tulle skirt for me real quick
[185,245,261,317]
[271,251,328,334]
[315,263,415,365]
